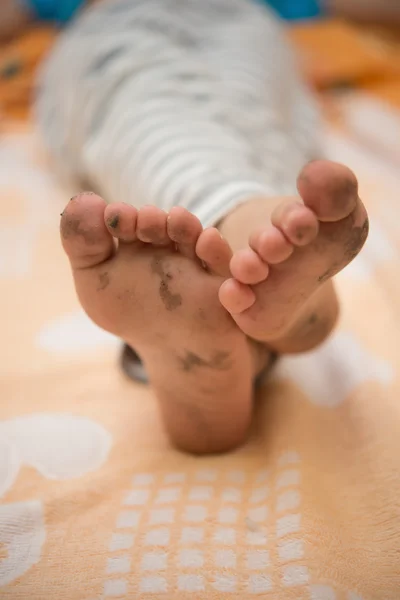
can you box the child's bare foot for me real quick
[60,195,267,454]
[219,161,369,345]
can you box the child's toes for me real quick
[167,207,203,258]
[230,248,269,284]
[60,192,114,270]
[137,206,169,245]
[297,160,358,222]
[249,225,293,264]
[105,203,138,242]
[219,278,255,315]
[196,228,232,277]
[272,201,319,246]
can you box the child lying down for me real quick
[36,0,370,454]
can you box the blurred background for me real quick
[1,0,400,154]
[1,3,400,599]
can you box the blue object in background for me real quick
[25,0,323,24]
[259,0,323,20]
[23,0,85,23]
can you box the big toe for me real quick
[297,160,359,222]
[60,192,114,269]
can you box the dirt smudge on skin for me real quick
[60,215,101,245]
[318,264,339,284]
[308,313,318,326]
[108,214,119,229]
[70,191,96,202]
[344,216,369,262]
[197,308,207,321]
[318,216,369,283]
[97,272,110,291]
[151,256,182,311]
[297,311,331,340]
[179,350,232,372]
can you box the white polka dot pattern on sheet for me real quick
[100,455,373,597]
[0,414,112,482]
[36,310,119,353]
[0,414,112,587]
[276,332,394,407]
[0,501,45,587]
[103,453,308,596]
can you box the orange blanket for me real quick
[1,112,400,598]
[1,17,400,600]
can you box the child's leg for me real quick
[39,0,368,453]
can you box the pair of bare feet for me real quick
[60,160,368,454]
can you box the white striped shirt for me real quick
[36,0,320,226]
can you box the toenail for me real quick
[108,215,119,229]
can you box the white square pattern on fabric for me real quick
[103,453,308,596]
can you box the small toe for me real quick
[105,203,138,242]
[272,202,319,246]
[249,225,293,264]
[60,192,114,269]
[219,278,255,314]
[230,248,269,284]
[167,207,203,258]
[137,206,169,245]
[297,160,359,222]
[196,228,232,277]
